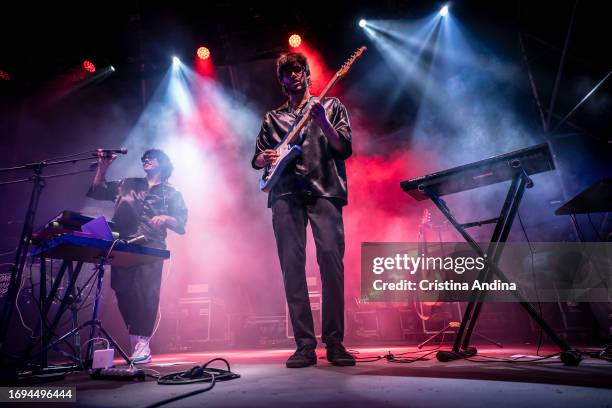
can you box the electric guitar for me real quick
[259,46,367,192]
[415,208,444,320]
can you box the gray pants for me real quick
[272,195,345,349]
[111,259,163,337]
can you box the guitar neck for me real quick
[318,74,340,101]
[283,74,340,146]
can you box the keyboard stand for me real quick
[422,164,581,366]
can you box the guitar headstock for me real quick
[337,46,367,79]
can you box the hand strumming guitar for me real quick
[255,149,279,168]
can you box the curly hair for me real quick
[276,52,311,92]
[141,149,174,181]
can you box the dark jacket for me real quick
[87,177,187,246]
[252,97,352,207]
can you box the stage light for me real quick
[172,56,181,67]
[359,19,367,28]
[439,5,449,16]
[197,46,210,60]
[0,69,10,81]
[83,60,96,73]
[110,65,116,72]
[288,34,302,48]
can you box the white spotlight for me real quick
[172,56,181,67]
[110,65,116,72]
[358,19,367,28]
[439,5,449,16]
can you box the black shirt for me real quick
[87,177,188,246]
[251,97,352,207]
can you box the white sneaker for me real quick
[129,335,139,353]
[130,336,151,365]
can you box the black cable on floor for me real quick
[388,349,439,363]
[393,346,444,356]
[352,331,447,363]
[145,358,239,408]
[584,345,612,362]
[345,348,385,362]
[351,346,441,363]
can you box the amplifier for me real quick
[178,297,213,343]
[232,315,288,346]
[152,297,227,351]
[286,291,322,339]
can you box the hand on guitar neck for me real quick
[310,99,344,152]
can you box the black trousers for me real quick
[272,195,345,349]
[111,260,163,337]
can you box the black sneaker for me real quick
[326,343,356,366]
[286,347,317,368]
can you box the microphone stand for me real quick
[0,152,99,366]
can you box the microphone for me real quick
[126,235,146,244]
[93,148,128,156]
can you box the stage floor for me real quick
[20,345,612,407]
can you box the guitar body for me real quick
[260,143,302,192]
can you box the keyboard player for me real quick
[87,149,188,364]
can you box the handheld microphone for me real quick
[93,148,128,156]
[126,235,146,244]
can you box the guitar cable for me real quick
[145,358,240,408]
[349,330,448,363]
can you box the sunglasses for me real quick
[282,65,305,76]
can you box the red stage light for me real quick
[83,60,96,73]
[288,34,302,48]
[197,47,211,60]
[0,69,10,81]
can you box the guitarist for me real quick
[252,52,354,368]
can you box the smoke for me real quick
[92,64,286,316]
[3,10,606,354]
[336,13,572,299]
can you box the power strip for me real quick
[90,367,145,381]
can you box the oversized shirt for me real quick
[251,97,352,207]
[87,177,187,246]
